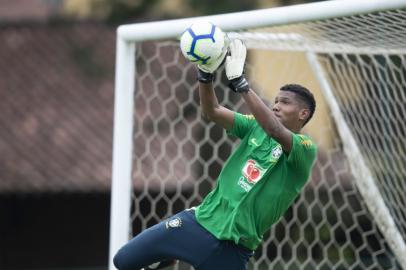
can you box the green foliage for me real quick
[101,0,261,24]
[188,0,258,15]
[89,0,324,24]
[105,0,160,24]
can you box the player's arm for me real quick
[225,39,293,153]
[241,90,292,152]
[198,80,234,130]
[195,41,234,130]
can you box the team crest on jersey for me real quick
[242,159,265,184]
[271,145,283,161]
[166,217,182,229]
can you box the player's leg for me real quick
[195,240,254,270]
[113,209,220,270]
[142,259,177,270]
[112,223,172,270]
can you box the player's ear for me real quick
[298,108,310,122]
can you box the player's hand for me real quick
[197,34,229,83]
[225,39,249,93]
[197,46,228,74]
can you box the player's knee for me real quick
[113,249,126,270]
[112,251,121,269]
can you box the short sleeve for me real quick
[287,134,318,186]
[227,112,256,139]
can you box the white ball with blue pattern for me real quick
[180,21,226,66]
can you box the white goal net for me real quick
[110,2,406,270]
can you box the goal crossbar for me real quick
[117,0,406,42]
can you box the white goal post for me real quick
[109,1,406,269]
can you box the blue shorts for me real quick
[113,209,254,270]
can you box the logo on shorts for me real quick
[242,159,265,184]
[166,217,182,229]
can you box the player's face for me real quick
[272,91,306,130]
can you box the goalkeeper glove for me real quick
[197,34,229,83]
[225,39,250,93]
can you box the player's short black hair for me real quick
[280,84,316,126]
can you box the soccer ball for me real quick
[180,21,226,65]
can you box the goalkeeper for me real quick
[113,39,317,270]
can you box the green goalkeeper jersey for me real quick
[195,112,317,250]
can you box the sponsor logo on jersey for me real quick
[238,177,252,192]
[242,159,265,184]
[165,217,182,229]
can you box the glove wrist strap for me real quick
[229,76,250,93]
